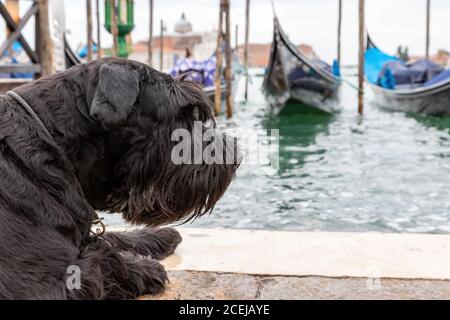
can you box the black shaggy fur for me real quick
[0,58,238,300]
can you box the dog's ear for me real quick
[90,63,140,127]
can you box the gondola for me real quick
[263,18,341,115]
[365,36,450,117]
[170,50,242,113]
[65,36,81,68]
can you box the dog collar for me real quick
[6,90,107,239]
[7,90,53,140]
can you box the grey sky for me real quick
[3,0,450,65]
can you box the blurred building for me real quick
[130,13,217,71]
[130,12,319,71]
[430,50,450,67]
[236,43,317,68]
[410,49,450,67]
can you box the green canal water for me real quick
[103,71,450,234]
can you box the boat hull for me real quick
[263,18,340,115]
[369,81,450,117]
[272,82,340,114]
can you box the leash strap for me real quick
[6,90,107,239]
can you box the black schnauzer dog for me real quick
[0,58,238,300]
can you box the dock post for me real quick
[96,0,102,58]
[5,0,19,59]
[358,0,365,115]
[160,19,164,71]
[214,0,233,118]
[148,0,153,67]
[244,0,250,101]
[214,2,224,116]
[37,0,54,76]
[224,0,233,118]
[87,0,94,61]
[215,0,233,117]
[110,0,119,57]
[426,0,430,58]
[337,0,342,68]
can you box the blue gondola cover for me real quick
[332,59,341,77]
[364,47,401,85]
[365,47,450,90]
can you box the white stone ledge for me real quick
[159,229,450,280]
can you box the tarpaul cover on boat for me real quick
[312,59,332,74]
[365,47,450,90]
[170,56,217,87]
[78,43,99,58]
[378,59,443,89]
[332,60,341,77]
[424,69,450,87]
[364,47,400,85]
[288,58,336,84]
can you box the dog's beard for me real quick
[122,163,237,226]
[105,133,239,226]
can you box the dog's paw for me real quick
[139,259,169,296]
[104,228,182,260]
[150,228,183,260]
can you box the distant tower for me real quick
[174,13,193,35]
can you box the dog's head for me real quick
[84,58,239,226]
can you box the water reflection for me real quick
[408,113,450,133]
[263,103,336,175]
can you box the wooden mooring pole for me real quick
[148,0,153,67]
[214,0,233,118]
[5,0,19,59]
[214,5,224,116]
[358,0,365,114]
[110,0,119,57]
[96,0,102,58]
[224,0,232,118]
[425,0,431,58]
[337,0,342,68]
[87,0,93,61]
[244,0,250,100]
[37,0,54,76]
[160,19,164,71]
